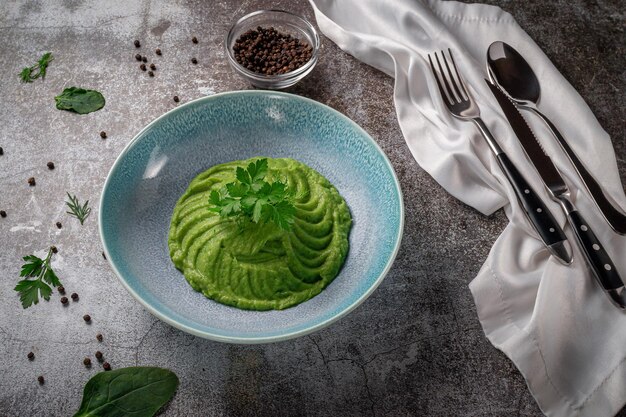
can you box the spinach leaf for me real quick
[73,367,179,417]
[55,87,105,114]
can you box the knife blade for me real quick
[486,79,626,309]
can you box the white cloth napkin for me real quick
[308,1,626,415]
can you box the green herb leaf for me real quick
[19,52,54,83]
[73,367,179,417]
[65,192,91,225]
[55,87,105,114]
[14,248,60,309]
[208,159,296,231]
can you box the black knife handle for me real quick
[565,209,624,290]
[496,153,568,247]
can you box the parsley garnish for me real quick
[65,192,91,225]
[209,159,296,231]
[14,247,62,309]
[19,52,54,83]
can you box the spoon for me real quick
[487,41,626,235]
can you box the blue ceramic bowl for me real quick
[99,91,404,344]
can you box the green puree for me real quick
[168,157,352,311]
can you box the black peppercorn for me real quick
[51,246,58,254]
[191,57,198,64]
[103,362,111,371]
[0,147,3,155]
[60,296,68,305]
[100,131,107,139]
[142,56,147,63]
[56,221,62,229]
[95,351,103,361]
[83,314,91,322]
[27,352,34,360]
[140,63,147,71]
[71,293,79,301]
[135,53,142,61]
[37,376,44,384]
[57,285,65,294]
[47,162,55,170]
[28,177,36,186]
[0,210,6,218]
[96,333,103,342]
[150,63,156,70]
[173,96,180,103]
[148,71,154,77]
[155,48,162,55]
[83,357,92,367]
[134,40,140,48]
[102,252,106,260]
[192,36,198,44]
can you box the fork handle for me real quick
[472,119,570,263]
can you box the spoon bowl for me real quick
[487,41,540,106]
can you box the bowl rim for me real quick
[99,90,405,344]
[224,9,321,82]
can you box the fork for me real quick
[427,49,571,264]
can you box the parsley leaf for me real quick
[19,52,54,83]
[208,159,297,231]
[14,247,62,309]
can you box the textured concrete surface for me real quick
[0,1,624,416]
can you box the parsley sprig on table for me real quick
[14,247,62,309]
[19,52,54,83]
[209,159,296,231]
[66,192,91,225]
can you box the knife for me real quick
[486,80,626,309]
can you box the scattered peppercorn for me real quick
[142,56,148,63]
[0,210,6,218]
[135,53,142,61]
[134,40,140,48]
[192,36,198,44]
[155,48,162,55]
[173,96,180,103]
[83,357,92,367]
[27,352,34,360]
[96,333,103,342]
[148,71,154,77]
[37,376,44,385]
[95,351,103,361]
[102,252,106,260]
[28,177,36,186]
[140,63,147,71]
[233,26,313,75]
[47,162,55,170]
[103,362,111,371]
[191,57,198,64]
[100,131,107,139]
[0,147,3,155]
[83,314,91,322]
[57,285,65,294]
[56,221,62,229]
[51,246,58,254]
[150,63,156,70]
[60,296,68,305]
[71,293,79,301]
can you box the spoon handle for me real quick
[530,107,626,235]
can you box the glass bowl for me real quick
[225,10,320,89]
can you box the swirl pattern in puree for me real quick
[168,157,352,310]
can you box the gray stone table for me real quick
[1,0,624,416]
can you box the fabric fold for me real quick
[309,1,626,416]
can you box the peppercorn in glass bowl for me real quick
[225,10,320,89]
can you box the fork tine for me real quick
[447,48,469,100]
[434,52,458,104]
[442,49,464,102]
[428,54,451,105]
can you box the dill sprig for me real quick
[65,192,91,225]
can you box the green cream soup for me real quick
[168,157,352,310]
